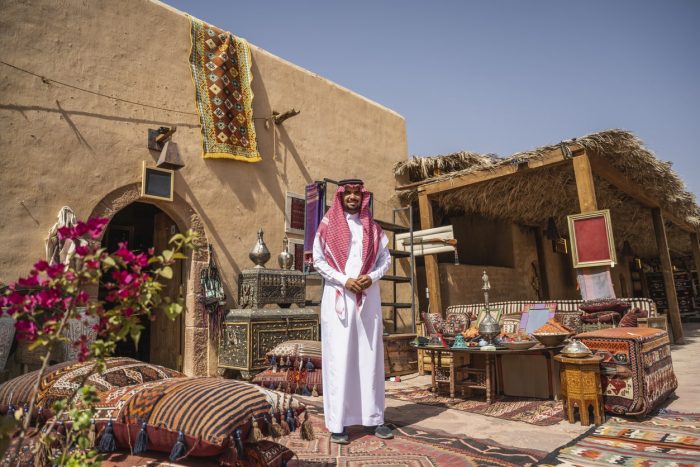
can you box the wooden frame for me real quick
[287,237,304,271]
[567,209,617,268]
[141,161,174,202]
[285,192,305,236]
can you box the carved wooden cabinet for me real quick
[218,307,319,380]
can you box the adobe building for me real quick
[0,0,408,376]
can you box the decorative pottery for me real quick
[451,335,468,349]
[277,236,294,270]
[0,314,16,372]
[478,271,500,344]
[61,308,100,361]
[249,228,271,268]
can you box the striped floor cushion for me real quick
[0,357,183,418]
[92,377,307,460]
[253,368,323,396]
[266,340,322,369]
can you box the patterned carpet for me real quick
[536,410,700,466]
[385,386,565,426]
[279,406,545,466]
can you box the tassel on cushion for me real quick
[269,412,283,438]
[311,385,319,397]
[7,402,15,418]
[262,414,273,438]
[169,431,187,462]
[286,408,296,432]
[219,435,239,466]
[305,358,314,372]
[234,429,246,460]
[300,411,315,441]
[279,411,291,436]
[302,385,311,396]
[133,421,149,454]
[247,415,263,443]
[98,420,116,453]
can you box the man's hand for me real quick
[345,278,363,294]
[357,275,372,290]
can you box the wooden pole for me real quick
[651,208,685,344]
[691,232,700,292]
[418,192,444,317]
[533,228,550,300]
[572,154,598,212]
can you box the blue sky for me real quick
[163,0,700,196]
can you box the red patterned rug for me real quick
[537,410,700,466]
[280,406,545,466]
[385,386,565,426]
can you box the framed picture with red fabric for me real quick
[567,209,617,268]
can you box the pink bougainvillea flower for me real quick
[75,245,90,256]
[15,319,39,341]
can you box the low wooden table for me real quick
[554,354,604,425]
[414,344,562,404]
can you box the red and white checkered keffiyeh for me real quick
[315,184,383,316]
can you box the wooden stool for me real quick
[554,354,604,425]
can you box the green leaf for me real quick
[162,249,173,261]
[160,266,173,279]
[166,302,183,319]
[102,256,116,268]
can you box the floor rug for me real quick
[280,406,545,466]
[385,385,565,426]
[536,410,700,466]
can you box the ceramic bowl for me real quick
[532,333,569,347]
[500,340,538,350]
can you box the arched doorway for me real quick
[101,201,184,371]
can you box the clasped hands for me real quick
[344,275,372,294]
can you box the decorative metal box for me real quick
[238,268,306,308]
[218,307,319,379]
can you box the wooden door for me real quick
[150,212,183,371]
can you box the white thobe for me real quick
[313,212,391,433]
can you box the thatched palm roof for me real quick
[394,129,699,258]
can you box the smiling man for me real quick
[312,179,393,444]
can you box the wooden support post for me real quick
[418,192,444,317]
[691,232,700,291]
[572,154,598,212]
[651,208,685,344]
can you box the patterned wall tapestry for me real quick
[189,17,260,162]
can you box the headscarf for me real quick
[315,183,383,316]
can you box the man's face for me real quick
[342,186,362,214]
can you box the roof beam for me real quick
[417,145,582,196]
[585,152,694,232]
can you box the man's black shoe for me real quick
[374,425,394,439]
[330,432,349,444]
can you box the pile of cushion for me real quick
[0,357,311,466]
[252,340,323,396]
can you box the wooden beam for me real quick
[418,193,444,317]
[587,153,694,232]
[651,208,685,344]
[418,145,579,196]
[572,154,598,212]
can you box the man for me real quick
[313,179,393,444]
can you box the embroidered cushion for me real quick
[619,308,645,327]
[421,312,445,335]
[554,311,583,334]
[0,358,184,418]
[579,298,630,313]
[443,313,470,336]
[266,340,322,368]
[253,368,323,396]
[580,311,621,324]
[90,377,307,460]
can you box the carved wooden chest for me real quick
[238,268,306,308]
[218,307,319,379]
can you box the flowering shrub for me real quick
[0,217,196,465]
